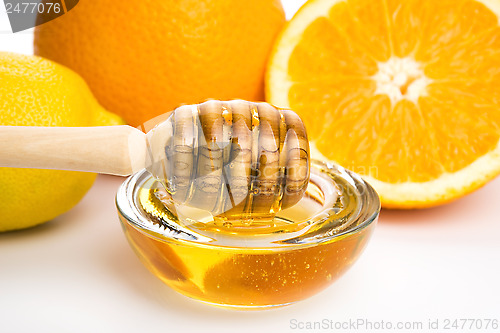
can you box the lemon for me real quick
[0,52,123,232]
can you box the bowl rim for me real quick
[116,160,380,250]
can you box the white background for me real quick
[1,1,500,332]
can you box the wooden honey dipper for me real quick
[0,100,310,218]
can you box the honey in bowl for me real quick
[116,160,379,309]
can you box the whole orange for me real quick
[34,0,286,127]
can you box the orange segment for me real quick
[288,17,378,81]
[415,0,499,62]
[288,79,376,136]
[327,0,392,61]
[267,0,500,208]
[384,0,427,58]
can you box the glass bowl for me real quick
[116,160,380,309]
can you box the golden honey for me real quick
[116,160,379,309]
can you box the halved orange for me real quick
[266,0,500,208]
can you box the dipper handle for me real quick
[0,125,147,176]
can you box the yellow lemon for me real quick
[0,52,123,232]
